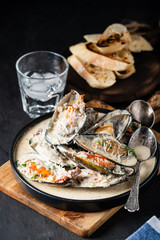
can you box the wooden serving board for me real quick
[66,51,160,103]
[0,130,160,237]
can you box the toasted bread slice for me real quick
[69,42,132,71]
[84,33,128,55]
[96,23,132,54]
[109,49,134,65]
[68,55,116,89]
[115,64,136,79]
[97,23,132,46]
[126,34,153,52]
[88,43,134,65]
[83,34,101,43]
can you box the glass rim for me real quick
[15,50,69,80]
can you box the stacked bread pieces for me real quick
[68,23,153,89]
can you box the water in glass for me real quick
[20,71,65,118]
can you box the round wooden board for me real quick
[66,51,160,103]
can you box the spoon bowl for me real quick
[128,126,157,161]
[129,100,155,128]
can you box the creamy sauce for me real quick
[134,145,151,161]
[14,117,156,200]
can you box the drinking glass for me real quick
[16,51,69,118]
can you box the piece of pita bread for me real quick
[68,55,116,89]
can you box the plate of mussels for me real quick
[10,90,160,212]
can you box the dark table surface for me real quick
[0,1,160,240]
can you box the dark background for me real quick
[0,1,160,239]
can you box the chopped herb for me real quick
[31,173,37,179]
[97,140,108,147]
[103,141,108,147]
[96,140,102,146]
[70,164,75,170]
[52,165,56,170]
[126,146,137,157]
[47,164,56,171]
[21,163,26,167]
[125,146,130,151]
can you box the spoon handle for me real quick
[124,162,141,212]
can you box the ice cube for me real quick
[24,82,51,101]
[30,72,44,79]
[23,77,31,88]
[42,72,57,79]
[23,72,63,102]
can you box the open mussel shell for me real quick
[84,109,132,140]
[120,121,141,145]
[16,152,47,164]
[16,152,81,185]
[45,90,86,145]
[79,107,99,134]
[74,134,137,167]
[29,129,78,167]
[57,145,135,176]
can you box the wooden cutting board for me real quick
[0,127,160,237]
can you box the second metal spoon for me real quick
[124,126,157,212]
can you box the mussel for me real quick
[79,107,99,134]
[29,129,78,167]
[75,134,137,167]
[45,90,87,145]
[71,168,134,188]
[84,109,132,140]
[57,145,134,176]
[16,152,81,185]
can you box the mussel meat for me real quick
[57,145,135,176]
[75,134,137,167]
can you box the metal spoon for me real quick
[124,126,157,212]
[129,100,155,128]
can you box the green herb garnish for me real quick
[70,164,75,170]
[126,146,137,157]
[20,163,26,167]
[97,140,102,146]
[31,173,37,179]
[103,141,108,147]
